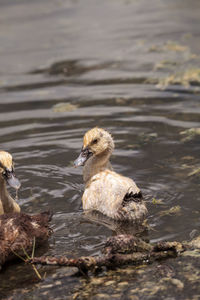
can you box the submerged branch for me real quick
[28,235,192,273]
[29,250,176,271]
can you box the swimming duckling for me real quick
[0,151,21,214]
[74,127,147,223]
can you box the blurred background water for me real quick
[0,0,200,299]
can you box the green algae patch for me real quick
[126,132,158,149]
[188,167,200,177]
[157,68,200,89]
[164,41,188,52]
[179,161,200,178]
[152,198,164,205]
[138,132,158,145]
[149,41,188,53]
[159,205,181,217]
[115,98,127,105]
[180,128,200,142]
[52,102,78,112]
[181,156,195,161]
[154,60,179,71]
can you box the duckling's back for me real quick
[82,170,147,223]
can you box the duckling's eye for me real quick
[92,139,98,145]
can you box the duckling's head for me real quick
[74,127,114,167]
[0,151,21,189]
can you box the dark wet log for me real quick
[0,211,52,269]
[28,234,188,273]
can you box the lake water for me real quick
[0,0,200,299]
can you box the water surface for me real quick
[0,0,200,299]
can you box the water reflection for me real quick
[82,210,149,237]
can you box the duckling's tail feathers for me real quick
[122,191,143,206]
[118,191,147,223]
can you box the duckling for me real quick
[0,151,21,214]
[0,151,53,269]
[74,127,147,223]
[0,211,52,269]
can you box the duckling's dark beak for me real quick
[74,147,93,167]
[3,168,21,190]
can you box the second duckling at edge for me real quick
[0,151,21,214]
[74,127,147,223]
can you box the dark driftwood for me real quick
[28,234,190,273]
[0,211,52,269]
